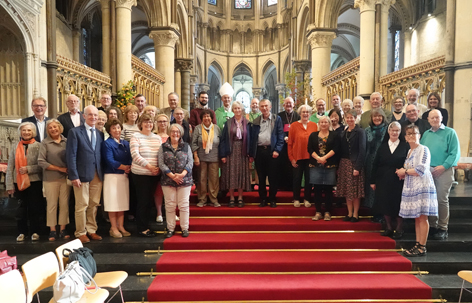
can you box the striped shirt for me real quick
[121,123,140,142]
[130,132,162,175]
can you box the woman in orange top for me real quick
[288,104,318,207]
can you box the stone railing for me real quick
[379,56,446,107]
[0,121,20,163]
[132,55,165,108]
[322,57,359,108]
[56,55,112,115]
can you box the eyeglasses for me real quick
[142,121,154,124]
[157,120,168,123]
[170,130,180,134]
[405,132,419,136]
[67,100,80,103]
[32,105,46,108]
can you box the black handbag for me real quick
[0,196,21,220]
[63,247,97,283]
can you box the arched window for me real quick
[235,91,251,113]
[235,0,252,9]
[394,30,400,72]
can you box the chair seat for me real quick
[458,270,472,283]
[48,288,109,303]
[94,271,128,288]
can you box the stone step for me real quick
[419,274,471,303]
[396,233,472,252]
[409,252,472,275]
[400,218,472,233]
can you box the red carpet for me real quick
[148,191,432,302]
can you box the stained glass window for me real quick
[268,0,277,6]
[235,91,251,113]
[208,0,216,5]
[394,30,400,72]
[235,0,251,9]
[82,28,88,66]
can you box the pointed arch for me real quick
[232,61,254,79]
[176,1,189,58]
[297,5,310,60]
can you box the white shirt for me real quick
[388,139,400,154]
[70,111,81,127]
[84,123,96,142]
[35,116,46,141]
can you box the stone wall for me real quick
[56,15,73,60]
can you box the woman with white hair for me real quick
[353,96,364,124]
[6,122,43,242]
[341,99,354,124]
[288,104,318,207]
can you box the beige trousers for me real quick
[198,161,220,204]
[73,173,102,237]
[162,185,191,232]
[44,179,71,227]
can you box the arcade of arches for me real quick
[0,0,471,158]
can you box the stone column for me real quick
[190,75,198,108]
[444,0,456,125]
[176,59,193,111]
[115,0,136,88]
[403,30,411,68]
[46,0,58,117]
[174,62,181,99]
[101,0,111,76]
[72,28,80,62]
[149,29,179,95]
[379,0,395,77]
[276,83,286,105]
[307,31,336,99]
[354,0,376,97]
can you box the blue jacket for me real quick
[66,125,104,182]
[248,114,284,158]
[101,138,132,174]
[218,117,251,158]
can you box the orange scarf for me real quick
[15,138,36,191]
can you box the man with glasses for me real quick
[400,103,430,137]
[403,88,428,116]
[58,94,85,138]
[162,92,189,123]
[97,94,112,112]
[189,91,216,128]
[22,97,49,142]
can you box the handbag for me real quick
[63,247,97,283]
[0,250,17,275]
[53,261,98,303]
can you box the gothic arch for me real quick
[313,0,344,29]
[209,59,225,83]
[175,1,189,58]
[141,0,171,27]
[297,5,310,60]
[232,61,254,79]
[74,0,101,30]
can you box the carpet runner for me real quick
[147,193,432,302]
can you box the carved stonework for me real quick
[293,60,311,73]
[376,0,396,7]
[252,88,263,99]
[149,30,179,48]
[114,0,137,10]
[275,83,286,95]
[307,31,336,49]
[199,83,210,93]
[354,0,376,11]
[176,59,193,72]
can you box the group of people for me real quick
[5,85,461,256]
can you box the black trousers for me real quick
[131,173,159,232]
[292,159,311,201]
[313,185,333,213]
[278,144,294,191]
[14,181,44,235]
[255,146,279,202]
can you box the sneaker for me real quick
[303,200,312,208]
[156,215,163,223]
[176,215,180,221]
[31,233,40,241]
[324,212,331,221]
[16,234,25,242]
[312,212,323,221]
[197,201,205,207]
[293,200,300,207]
[213,202,221,207]
[433,229,448,240]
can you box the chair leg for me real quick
[458,280,465,303]
[105,286,124,303]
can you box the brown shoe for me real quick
[77,234,90,244]
[87,233,103,241]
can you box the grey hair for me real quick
[231,100,244,111]
[260,99,271,106]
[342,99,353,107]
[353,96,365,105]
[18,122,37,138]
[297,104,313,115]
[388,121,401,130]
[46,118,64,135]
[168,123,184,138]
[370,92,383,100]
[408,88,420,97]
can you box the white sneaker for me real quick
[197,201,205,207]
[176,215,180,221]
[156,215,163,223]
[312,212,323,221]
[31,233,40,241]
[293,200,300,207]
[304,200,312,208]
[16,234,25,242]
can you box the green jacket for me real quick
[215,107,234,130]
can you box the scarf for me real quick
[201,123,215,154]
[230,117,248,156]
[15,138,36,191]
[369,122,387,154]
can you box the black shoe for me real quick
[433,229,448,240]
[381,229,394,237]
[181,230,189,237]
[270,201,277,208]
[165,230,174,238]
[228,199,235,208]
[428,227,438,239]
[343,215,352,222]
[351,216,359,223]
[259,200,267,207]
[392,230,404,239]
[237,199,244,208]
[138,230,156,237]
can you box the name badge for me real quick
[283,124,290,132]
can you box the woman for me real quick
[102,118,132,238]
[396,124,438,256]
[130,114,162,237]
[328,109,344,134]
[191,109,221,207]
[353,96,364,125]
[288,104,318,207]
[143,105,159,119]
[336,110,366,222]
[422,92,448,126]
[364,108,388,209]
[121,105,140,142]
[219,101,252,207]
[106,106,123,123]
[370,122,409,239]
[158,124,193,238]
[6,122,43,242]
[391,97,407,123]
[341,99,353,124]
[307,116,340,221]
[154,113,170,223]
[38,119,71,241]
[97,110,109,140]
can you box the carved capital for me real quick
[307,31,336,49]
[293,60,312,72]
[190,75,198,85]
[199,83,210,92]
[149,30,179,48]
[376,0,396,6]
[252,87,263,98]
[275,83,286,94]
[114,0,137,10]
[354,0,376,12]
[176,59,193,71]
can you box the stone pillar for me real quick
[46,0,58,117]
[110,0,117,92]
[444,0,456,125]
[174,63,181,99]
[354,0,376,97]
[101,0,111,76]
[149,29,179,95]
[403,30,411,68]
[379,0,395,77]
[72,28,80,62]
[190,75,198,108]
[307,31,336,100]
[176,59,193,111]
[276,83,286,106]
[115,0,136,88]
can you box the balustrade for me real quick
[132,55,165,108]
[321,57,359,108]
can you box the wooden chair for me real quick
[458,270,472,303]
[21,251,109,303]
[0,269,27,303]
[55,239,128,303]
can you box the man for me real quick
[162,92,189,123]
[189,91,216,128]
[277,97,300,191]
[403,88,428,116]
[400,103,430,137]
[97,94,112,112]
[247,98,261,122]
[359,92,393,128]
[135,94,147,117]
[58,94,85,138]
[421,109,460,240]
[22,97,49,142]
[309,98,328,123]
[331,94,342,113]
[172,107,191,143]
[66,105,104,244]
[249,100,284,207]
[215,82,235,130]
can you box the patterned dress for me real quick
[399,144,438,218]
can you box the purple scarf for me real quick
[230,117,248,157]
